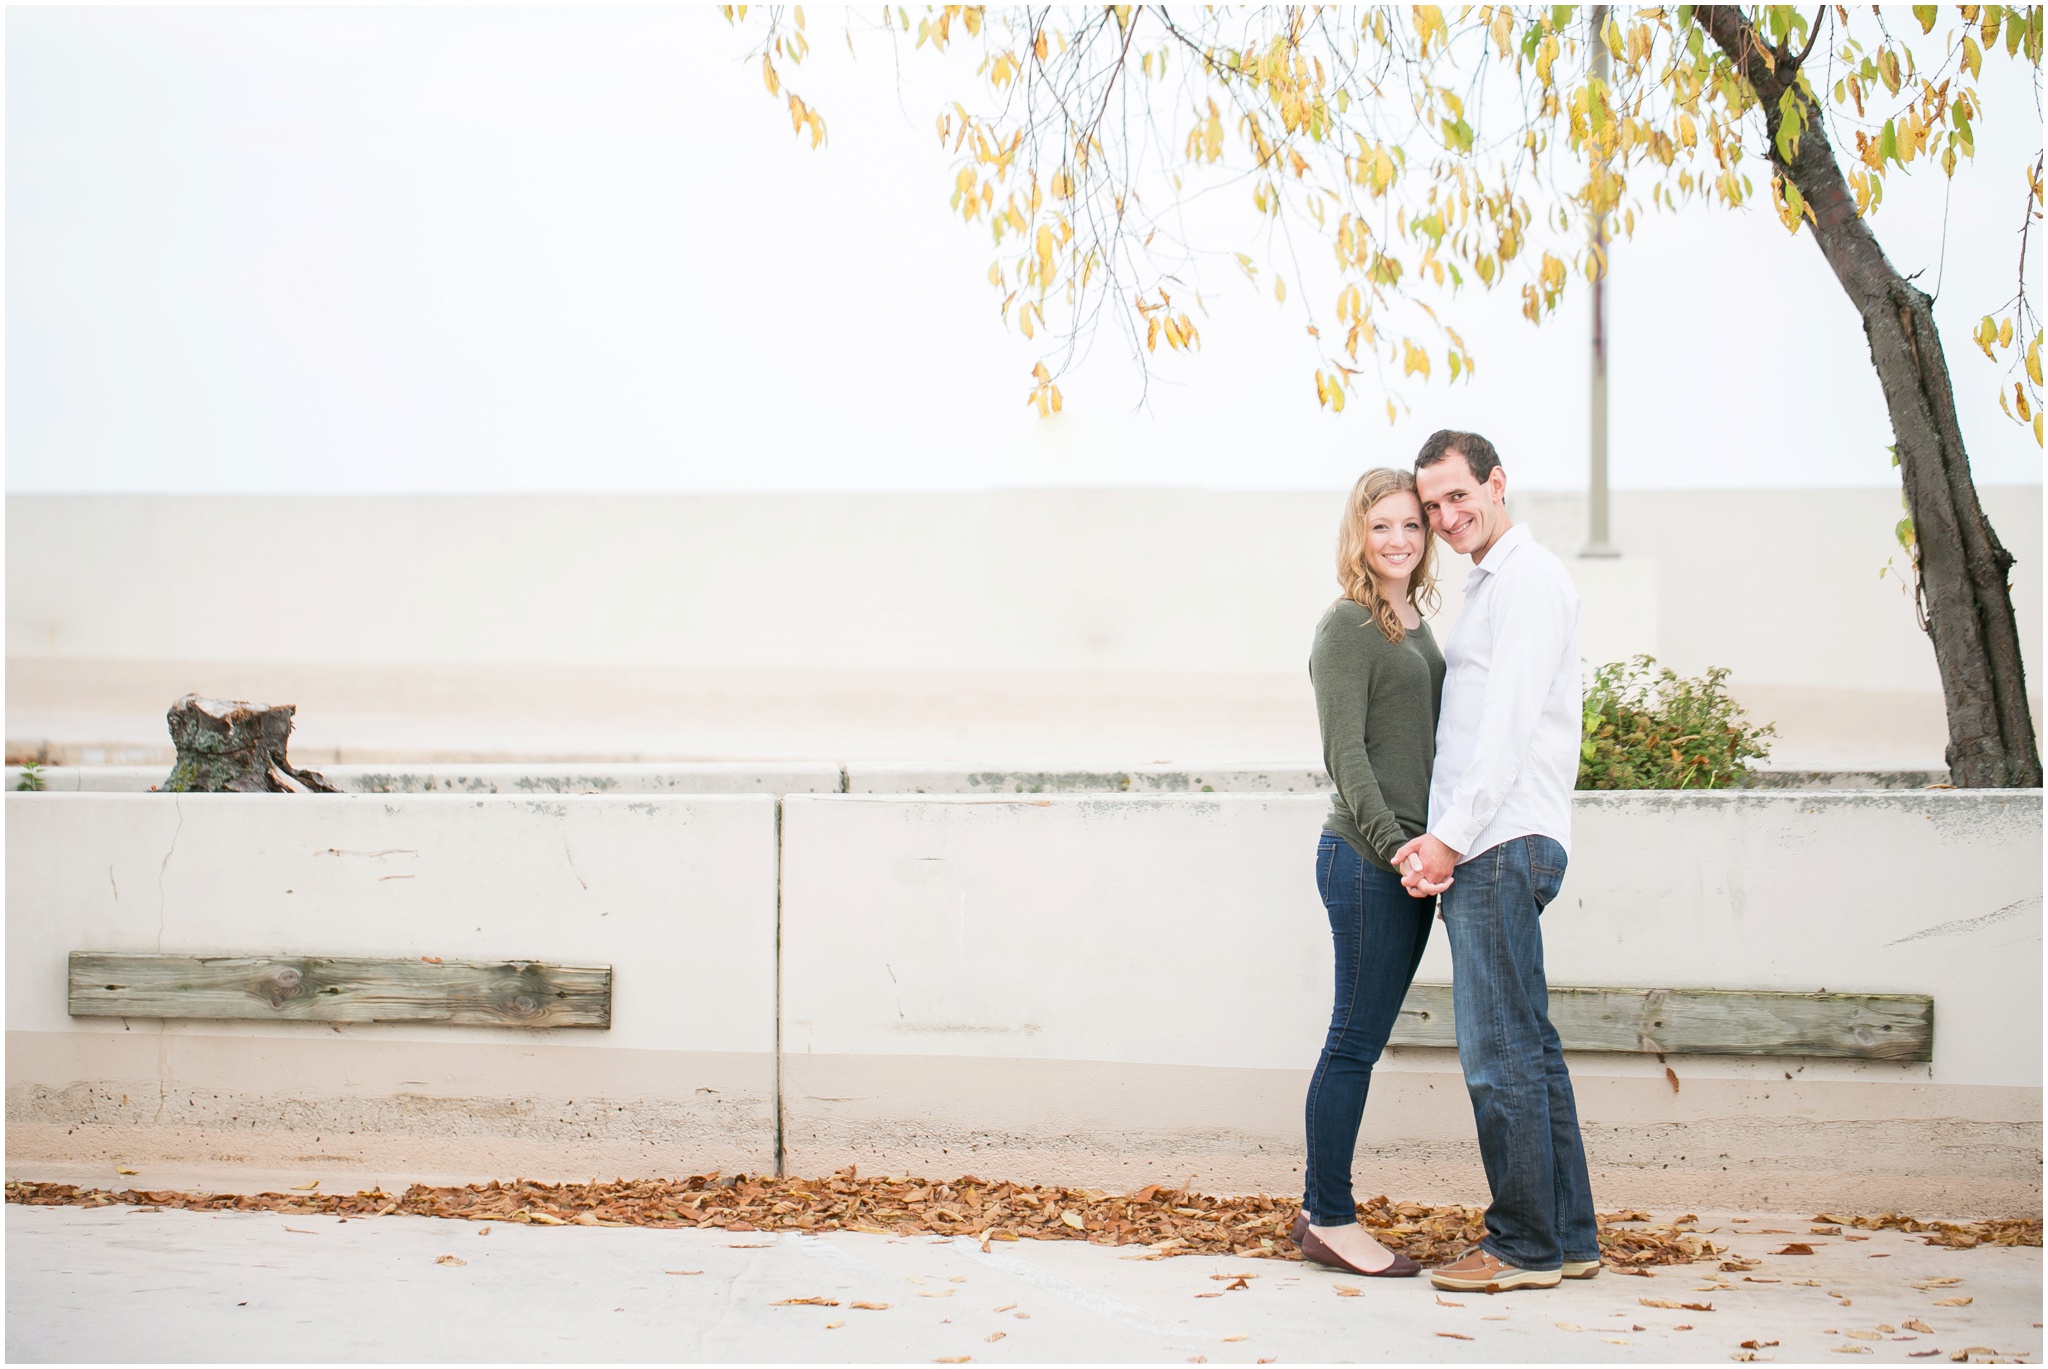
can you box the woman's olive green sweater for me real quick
[1309,599,1446,872]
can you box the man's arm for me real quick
[1427,564,1576,858]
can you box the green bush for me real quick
[1578,656,1775,790]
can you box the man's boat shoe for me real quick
[1561,1258,1602,1280]
[1428,1247,1563,1292]
[1300,1227,1421,1278]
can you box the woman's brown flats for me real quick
[1291,1210,1422,1277]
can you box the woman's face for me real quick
[1363,490,1427,589]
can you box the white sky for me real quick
[6,5,2044,494]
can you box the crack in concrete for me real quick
[156,798,184,952]
[1887,896,2041,945]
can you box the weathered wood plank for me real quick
[68,953,611,1029]
[1389,984,1932,1061]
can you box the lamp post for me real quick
[1582,4,1621,559]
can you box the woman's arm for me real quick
[1312,614,1409,865]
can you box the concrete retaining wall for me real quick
[5,793,781,1183]
[779,791,2041,1214]
[5,761,843,795]
[7,762,1942,795]
[7,788,2039,1214]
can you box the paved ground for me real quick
[7,1202,2039,1363]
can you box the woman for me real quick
[1293,466,1445,1278]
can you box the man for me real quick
[1392,430,1599,1294]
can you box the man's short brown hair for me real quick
[1414,429,1502,483]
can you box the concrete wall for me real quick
[9,788,2039,1214]
[5,793,780,1183]
[7,489,2039,769]
[3,762,844,795]
[779,791,2041,1214]
[8,489,2037,688]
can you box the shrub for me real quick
[1578,656,1775,790]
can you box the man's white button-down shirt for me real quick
[1426,521,1582,864]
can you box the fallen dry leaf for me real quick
[1773,1243,1817,1256]
[936,1359,971,1365]
[773,1297,839,1307]
[825,1320,843,1330]
[435,1254,465,1266]
[1557,1322,1582,1332]
[2,1176,2024,1272]
[1931,1297,1974,1307]
[664,1269,702,1276]
[290,1181,320,1191]
[994,1303,1016,1313]
[1906,1321,1935,1334]
[1437,1332,1474,1340]
[1675,1324,1694,1331]
[985,1332,1005,1342]
[1435,1295,1464,1307]
[1222,1335,1248,1343]
[1641,1298,1714,1311]
[1599,1337,1636,1345]
[115,1168,137,1176]
[918,1290,956,1299]
[1832,1347,1872,1355]
[1812,1226,1844,1235]
[1847,1330,1882,1340]
[420,956,442,964]
[1816,1213,2040,1250]
[1915,1279,1965,1289]
[1742,1342,1781,1350]
[1333,1285,1361,1297]
[1950,1349,2000,1361]
[1907,1352,1941,1358]
[1194,1292,1223,1299]
[283,1226,314,1235]
[850,1302,890,1311]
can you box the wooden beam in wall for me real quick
[68,953,611,1029]
[1390,984,1932,1062]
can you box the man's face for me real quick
[1415,452,1509,558]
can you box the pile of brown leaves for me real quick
[6,1170,1722,1268]
[1813,1211,2044,1250]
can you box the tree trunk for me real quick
[1697,7,2041,788]
[164,694,338,793]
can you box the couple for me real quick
[1294,430,1596,1295]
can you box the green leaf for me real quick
[1911,5,1938,34]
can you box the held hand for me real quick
[1392,834,1460,900]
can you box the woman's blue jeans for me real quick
[1302,830,1434,1227]
[1440,834,1600,1271]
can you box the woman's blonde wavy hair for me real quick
[1336,467,1439,643]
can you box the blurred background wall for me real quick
[10,486,2036,770]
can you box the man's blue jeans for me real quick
[1441,834,1599,1271]
[1301,830,1435,1227]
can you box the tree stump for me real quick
[163,694,338,793]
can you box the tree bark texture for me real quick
[164,694,338,794]
[1697,6,2041,788]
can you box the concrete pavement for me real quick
[7,1201,2040,1363]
